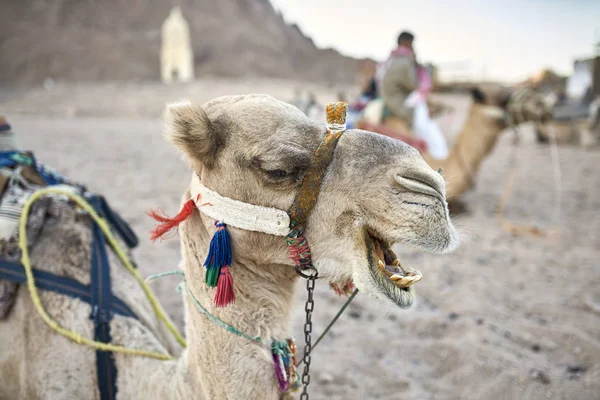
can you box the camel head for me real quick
[165,95,458,309]
[471,85,554,129]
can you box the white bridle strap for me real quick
[190,174,291,237]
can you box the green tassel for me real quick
[206,266,221,287]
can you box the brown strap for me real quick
[288,102,347,226]
[288,131,343,226]
[0,165,47,201]
[21,165,47,186]
[0,174,9,200]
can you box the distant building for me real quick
[567,58,594,100]
[160,7,194,83]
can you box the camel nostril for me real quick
[394,168,446,201]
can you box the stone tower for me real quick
[160,6,194,83]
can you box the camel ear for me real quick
[164,101,224,169]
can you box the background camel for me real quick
[377,87,556,200]
[0,95,457,399]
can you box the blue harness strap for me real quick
[89,196,118,400]
[96,195,139,250]
[0,198,139,400]
[0,260,137,319]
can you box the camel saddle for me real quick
[0,147,139,400]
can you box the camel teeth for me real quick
[392,259,401,266]
[395,277,413,287]
[391,272,423,287]
[378,260,385,268]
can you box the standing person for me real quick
[378,31,449,159]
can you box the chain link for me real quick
[299,271,317,399]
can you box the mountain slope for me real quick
[0,0,362,85]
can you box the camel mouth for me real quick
[363,229,422,308]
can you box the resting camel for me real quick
[0,95,457,399]
[374,87,554,200]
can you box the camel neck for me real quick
[423,104,506,199]
[456,104,505,164]
[180,210,298,399]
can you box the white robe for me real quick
[405,92,449,160]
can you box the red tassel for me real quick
[148,199,196,241]
[214,265,235,307]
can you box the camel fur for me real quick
[0,94,458,399]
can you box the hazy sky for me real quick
[269,0,599,82]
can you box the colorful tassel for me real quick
[272,339,300,393]
[273,350,289,392]
[148,199,196,241]
[206,267,220,288]
[205,222,235,307]
[215,265,235,307]
[286,228,312,269]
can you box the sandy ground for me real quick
[3,80,600,399]
[0,79,355,119]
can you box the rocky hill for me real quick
[0,0,364,85]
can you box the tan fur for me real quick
[0,94,458,399]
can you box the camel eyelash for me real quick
[265,169,292,179]
[251,157,302,182]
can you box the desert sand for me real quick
[2,80,599,399]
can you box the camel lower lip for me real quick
[363,229,416,308]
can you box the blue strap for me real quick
[89,196,118,400]
[0,151,24,169]
[0,260,137,319]
[95,195,139,250]
[0,150,73,186]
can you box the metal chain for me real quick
[299,270,317,399]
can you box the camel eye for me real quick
[265,169,291,179]
[251,157,301,183]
